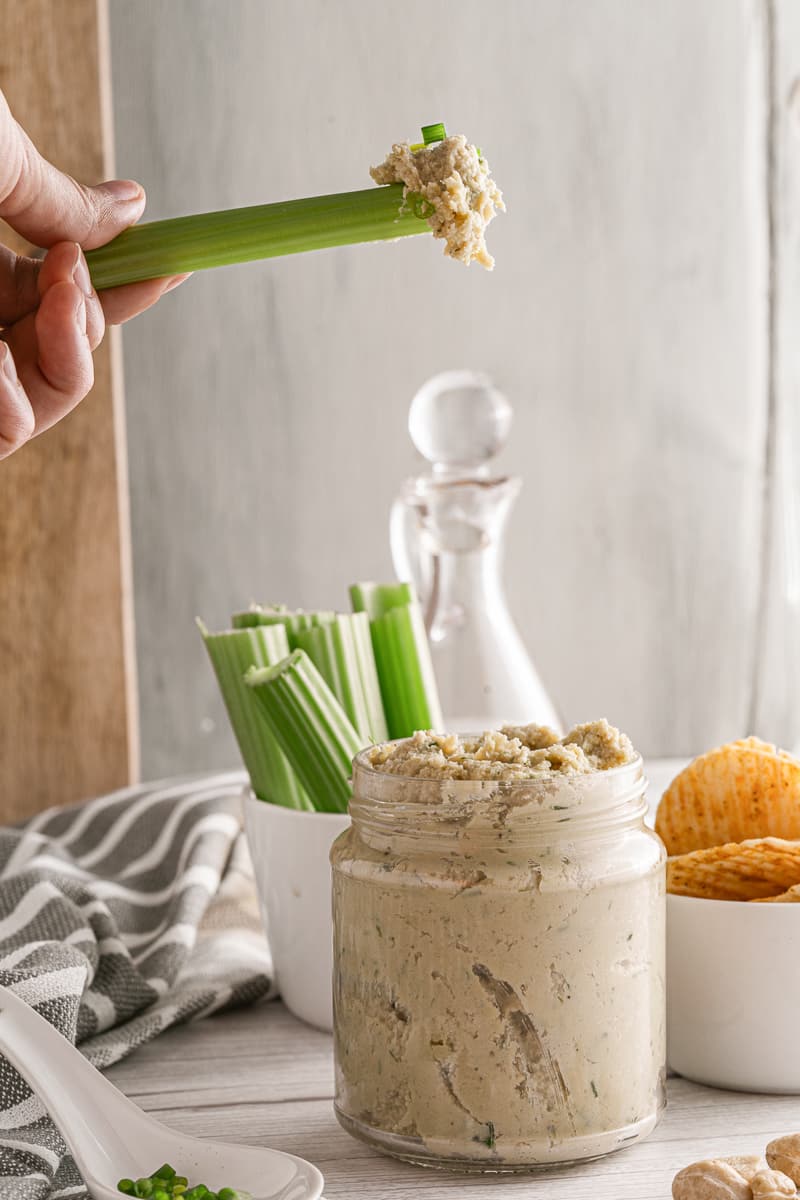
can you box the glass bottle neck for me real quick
[427,541,506,639]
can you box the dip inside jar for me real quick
[331,721,666,1172]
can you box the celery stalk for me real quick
[235,606,387,745]
[232,605,333,638]
[85,185,427,289]
[350,581,443,739]
[246,650,366,814]
[293,613,388,744]
[198,620,311,810]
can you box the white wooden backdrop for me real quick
[107,0,799,777]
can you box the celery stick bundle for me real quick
[232,607,386,744]
[198,582,441,812]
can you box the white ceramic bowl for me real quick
[667,893,800,1092]
[243,792,350,1031]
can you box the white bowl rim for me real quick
[667,892,800,911]
[243,788,350,822]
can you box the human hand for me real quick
[0,88,187,459]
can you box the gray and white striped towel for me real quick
[0,773,275,1199]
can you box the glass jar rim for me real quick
[351,743,647,846]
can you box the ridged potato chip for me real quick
[656,738,800,855]
[751,883,800,904]
[667,837,800,900]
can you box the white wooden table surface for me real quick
[105,1002,800,1200]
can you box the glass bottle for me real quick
[331,746,666,1171]
[390,370,560,731]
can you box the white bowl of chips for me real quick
[659,738,800,1093]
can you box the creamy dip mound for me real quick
[370,135,504,269]
[367,719,635,781]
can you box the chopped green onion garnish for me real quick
[410,195,436,220]
[246,649,366,813]
[118,1169,250,1200]
[198,620,311,810]
[86,184,429,289]
[421,121,447,144]
[350,581,443,738]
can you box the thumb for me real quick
[0,90,146,251]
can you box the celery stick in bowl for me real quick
[85,123,503,288]
[198,620,311,810]
[246,649,367,814]
[351,581,443,739]
[233,605,387,745]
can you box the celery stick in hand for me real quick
[85,123,503,288]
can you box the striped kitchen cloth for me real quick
[0,772,275,1200]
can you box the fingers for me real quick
[2,276,92,438]
[0,242,102,453]
[0,341,34,459]
[98,273,190,325]
[0,242,189,456]
[37,242,105,350]
[0,91,146,250]
[0,245,41,324]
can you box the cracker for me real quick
[667,838,800,901]
[656,739,800,856]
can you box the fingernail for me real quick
[74,292,87,335]
[163,273,191,293]
[72,245,94,298]
[0,342,17,382]
[100,178,145,202]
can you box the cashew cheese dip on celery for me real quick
[370,133,504,269]
[331,720,666,1170]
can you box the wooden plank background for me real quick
[751,0,800,741]
[0,0,137,821]
[106,0,791,777]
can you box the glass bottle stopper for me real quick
[407,370,512,479]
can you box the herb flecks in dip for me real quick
[370,135,504,269]
[367,719,635,781]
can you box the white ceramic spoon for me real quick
[0,985,325,1200]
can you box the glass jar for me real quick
[331,747,666,1172]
